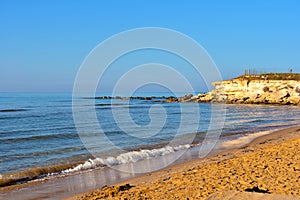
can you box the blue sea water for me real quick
[1,92,300,184]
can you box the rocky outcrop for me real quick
[193,78,300,105]
[91,77,300,105]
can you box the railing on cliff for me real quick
[238,72,300,81]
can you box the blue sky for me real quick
[1,0,300,92]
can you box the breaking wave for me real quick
[0,144,191,187]
[63,144,191,173]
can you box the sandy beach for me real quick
[72,126,300,200]
[2,1,300,200]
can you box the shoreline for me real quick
[1,125,299,199]
[70,126,300,200]
[0,123,284,188]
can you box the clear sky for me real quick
[1,0,300,92]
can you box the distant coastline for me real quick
[92,73,300,106]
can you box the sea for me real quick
[1,92,300,199]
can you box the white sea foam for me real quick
[61,130,279,174]
[62,144,191,174]
[219,130,277,148]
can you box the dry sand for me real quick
[71,126,300,200]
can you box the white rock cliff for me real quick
[196,78,300,105]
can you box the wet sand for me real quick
[73,126,300,200]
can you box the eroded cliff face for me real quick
[195,78,300,105]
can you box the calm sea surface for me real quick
[1,92,300,185]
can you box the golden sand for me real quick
[76,127,300,200]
